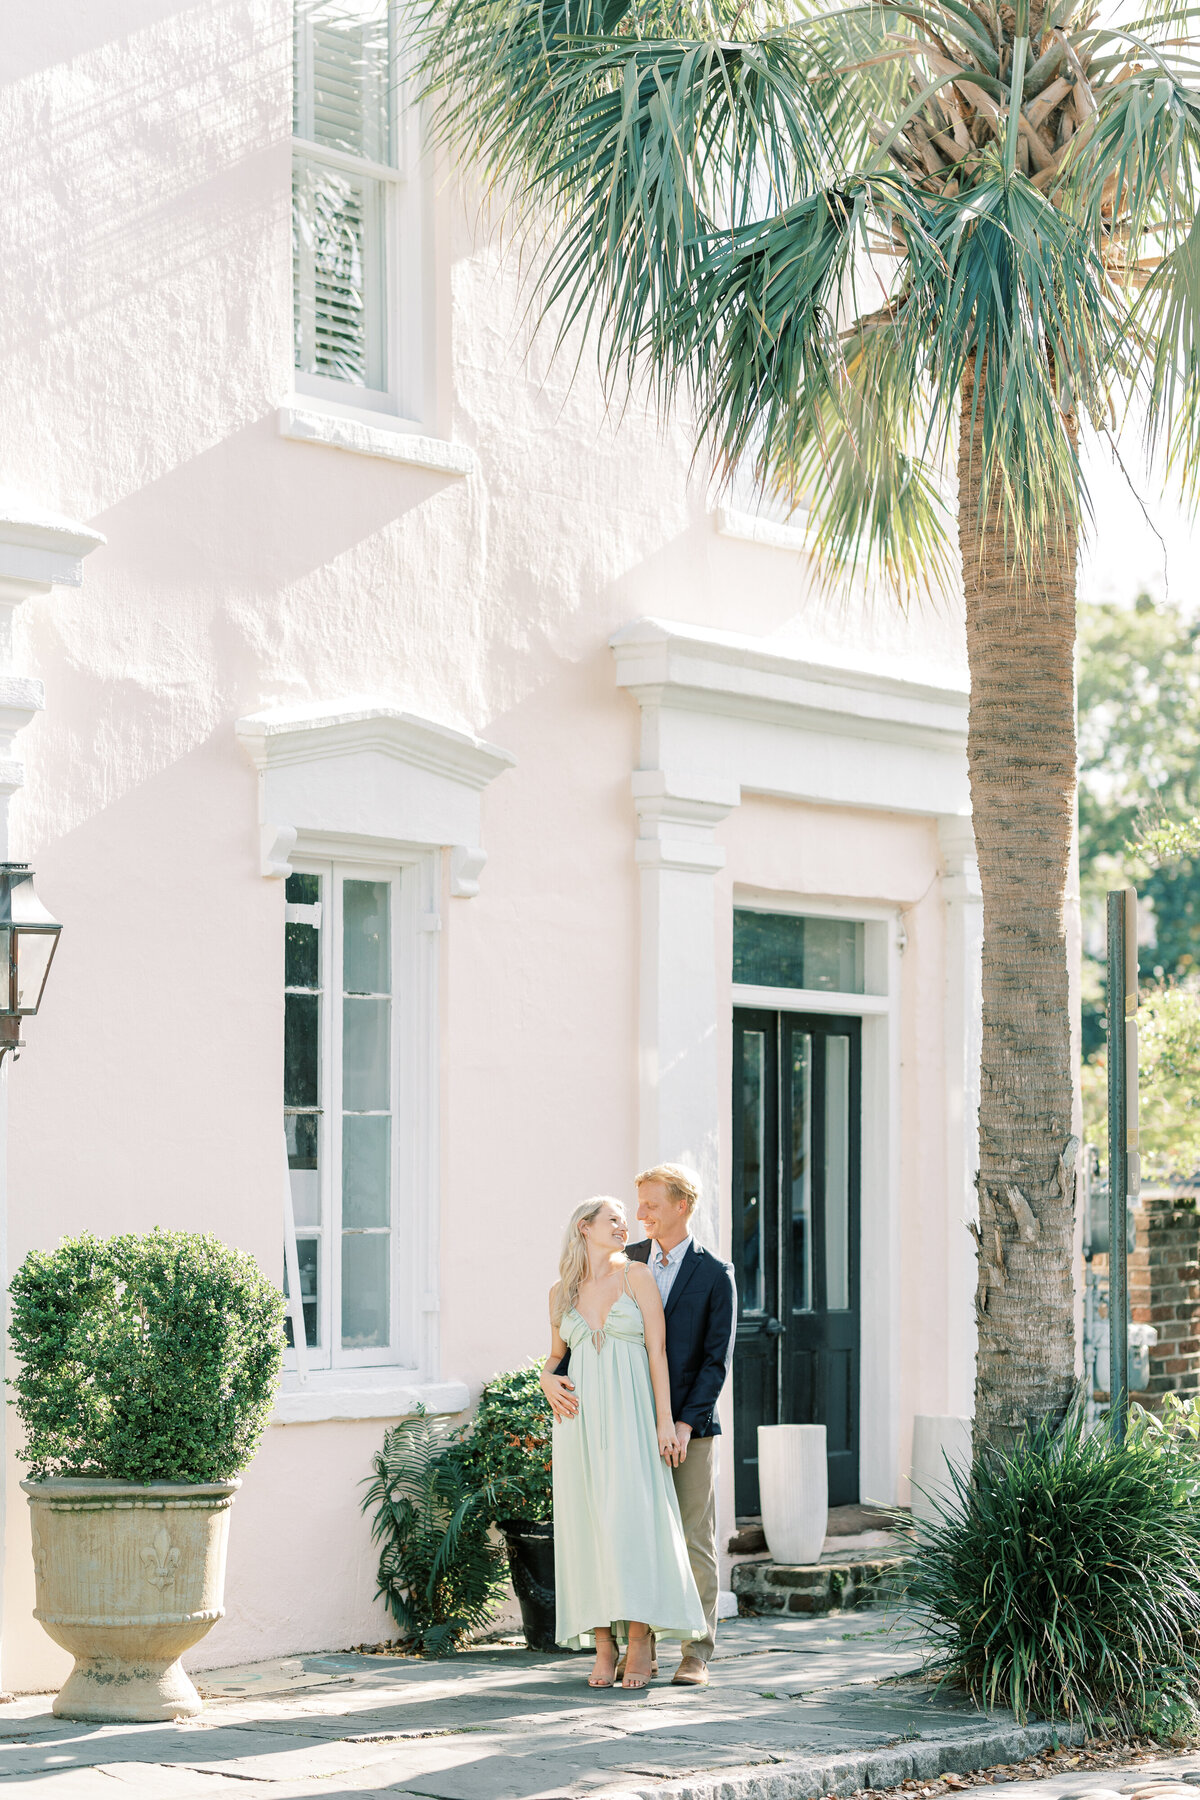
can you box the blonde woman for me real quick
[541,1196,704,1689]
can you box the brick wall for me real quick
[1129,1192,1200,1403]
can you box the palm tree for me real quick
[421,0,1200,1447]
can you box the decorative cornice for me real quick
[235,700,515,886]
[611,617,969,754]
[235,700,516,790]
[0,506,105,593]
[632,769,738,876]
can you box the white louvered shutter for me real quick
[292,1,393,393]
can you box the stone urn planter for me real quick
[23,1476,241,1721]
[8,1228,284,1721]
[758,1423,827,1564]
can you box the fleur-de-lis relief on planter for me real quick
[140,1527,180,1590]
[30,1524,47,1585]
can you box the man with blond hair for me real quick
[629,1163,735,1684]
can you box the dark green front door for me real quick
[732,1008,862,1515]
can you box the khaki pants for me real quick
[671,1435,719,1662]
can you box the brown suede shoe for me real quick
[671,1655,709,1686]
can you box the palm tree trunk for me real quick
[958,365,1078,1452]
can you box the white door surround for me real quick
[611,617,980,1502]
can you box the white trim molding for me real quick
[0,509,104,853]
[939,812,983,1418]
[612,615,975,1505]
[611,616,970,816]
[235,700,515,890]
[273,1373,469,1426]
[278,402,475,476]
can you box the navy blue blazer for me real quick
[625,1239,736,1438]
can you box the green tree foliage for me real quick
[8,1229,285,1484]
[1078,595,1200,1058]
[1083,982,1200,1185]
[424,0,1200,1444]
[455,1362,553,1525]
[362,1410,508,1655]
[907,1415,1200,1735]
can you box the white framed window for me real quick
[291,0,423,418]
[283,849,435,1370]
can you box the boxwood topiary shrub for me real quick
[9,1228,286,1484]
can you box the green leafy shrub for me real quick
[363,1409,508,1655]
[907,1416,1200,1733]
[9,1229,285,1484]
[457,1362,552,1525]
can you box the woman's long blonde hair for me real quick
[554,1196,625,1323]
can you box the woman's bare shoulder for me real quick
[626,1261,659,1296]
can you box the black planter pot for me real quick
[498,1519,557,1652]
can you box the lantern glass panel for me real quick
[0,928,11,1014]
[15,929,57,1014]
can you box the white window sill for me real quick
[278,400,475,476]
[272,1372,469,1425]
[715,503,815,555]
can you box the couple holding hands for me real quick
[540,1164,737,1690]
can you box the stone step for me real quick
[731,1552,912,1616]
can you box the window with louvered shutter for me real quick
[292,0,401,403]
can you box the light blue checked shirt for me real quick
[649,1235,692,1306]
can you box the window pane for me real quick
[825,1035,851,1311]
[343,1113,389,1227]
[292,158,385,389]
[294,0,392,165]
[344,879,389,993]
[790,1033,813,1314]
[286,918,319,990]
[287,1111,321,1228]
[733,911,865,994]
[284,1236,320,1348]
[285,992,319,1108]
[342,1231,389,1348]
[286,872,321,906]
[343,996,389,1110]
[740,1032,765,1314]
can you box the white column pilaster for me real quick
[0,506,102,1696]
[938,811,983,1419]
[632,770,739,1246]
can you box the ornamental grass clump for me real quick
[907,1415,1200,1735]
[9,1228,285,1484]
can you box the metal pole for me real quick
[1106,889,1130,1440]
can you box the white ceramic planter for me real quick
[758,1424,827,1565]
[910,1415,972,1527]
[23,1476,239,1721]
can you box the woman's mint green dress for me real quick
[553,1279,705,1651]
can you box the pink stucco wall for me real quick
[0,0,971,1687]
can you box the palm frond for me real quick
[1133,214,1200,506]
[911,163,1109,560]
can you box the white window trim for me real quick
[277,397,474,475]
[274,1372,468,1424]
[237,701,515,1409]
[291,0,426,422]
[285,845,438,1376]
